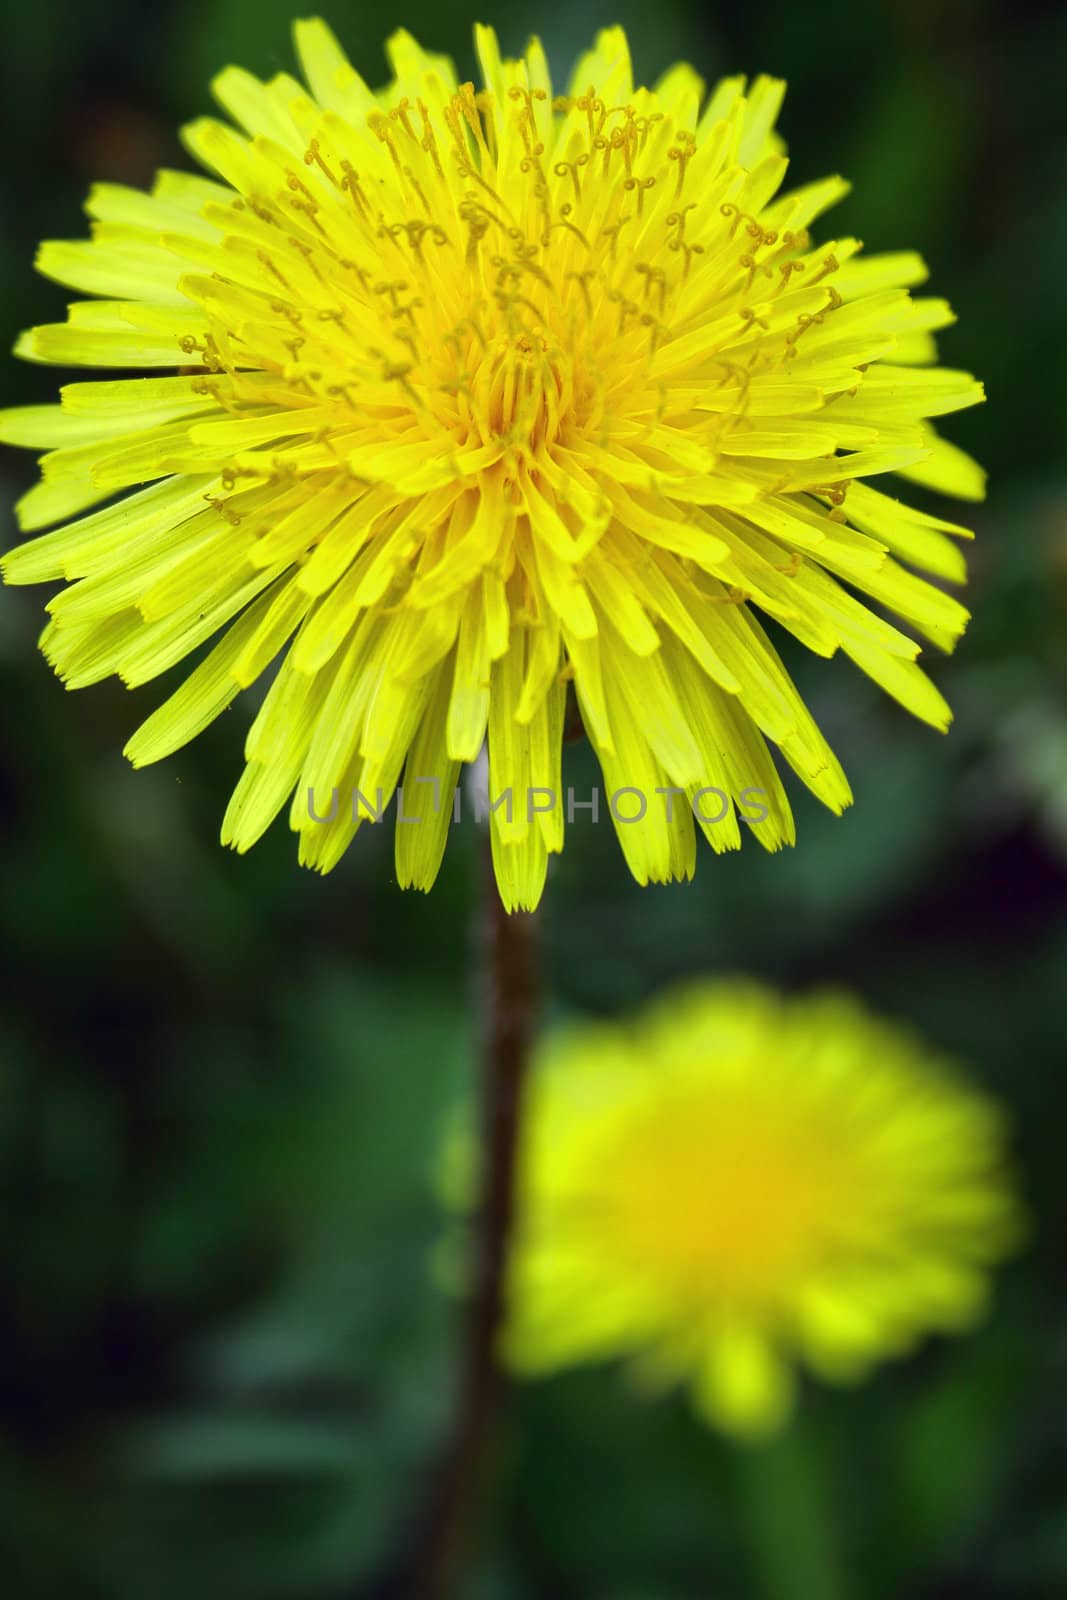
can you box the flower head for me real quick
[500,983,1022,1435]
[2,22,983,908]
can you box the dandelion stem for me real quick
[411,845,539,1595]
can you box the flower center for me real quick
[471,331,567,450]
[598,1089,860,1303]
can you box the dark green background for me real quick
[1,1,1065,1594]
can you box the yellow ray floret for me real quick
[1,20,985,908]
[469,981,1023,1436]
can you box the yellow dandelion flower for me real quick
[2,21,983,909]
[500,983,1022,1436]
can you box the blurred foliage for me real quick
[1,0,1066,1595]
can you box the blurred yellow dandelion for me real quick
[501,983,1022,1435]
[2,21,984,909]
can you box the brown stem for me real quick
[397,845,539,1599]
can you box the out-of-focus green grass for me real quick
[1,1,1066,1594]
